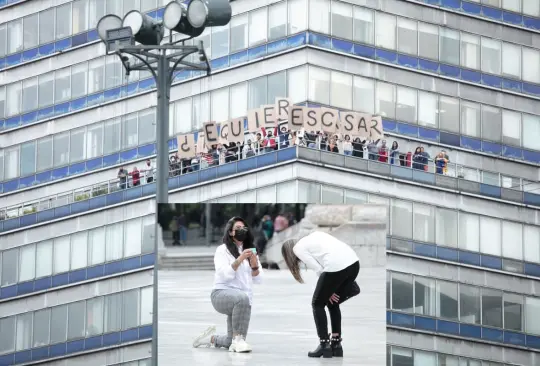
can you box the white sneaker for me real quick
[193,326,216,348]
[228,335,252,353]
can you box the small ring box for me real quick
[251,248,257,254]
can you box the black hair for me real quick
[222,216,255,259]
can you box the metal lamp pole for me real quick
[112,42,210,366]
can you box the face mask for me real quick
[234,228,248,242]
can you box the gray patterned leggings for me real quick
[210,289,252,348]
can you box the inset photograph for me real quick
[157,204,387,365]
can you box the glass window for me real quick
[173,98,192,134]
[122,113,138,149]
[440,27,460,65]
[267,71,287,106]
[1,248,18,286]
[331,0,353,40]
[435,208,457,247]
[501,110,521,146]
[287,66,307,105]
[414,276,435,316]
[53,132,70,167]
[321,186,344,203]
[0,86,5,118]
[418,92,438,128]
[523,1,540,16]
[124,0,140,13]
[87,123,103,158]
[56,3,72,40]
[249,7,268,46]
[376,82,396,119]
[502,42,521,79]
[105,293,123,332]
[106,222,124,261]
[50,305,68,344]
[391,348,413,366]
[330,71,352,110]
[19,244,36,282]
[482,288,503,328]
[20,141,36,177]
[397,18,417,55]
[23,14,39,49]
[36,240,53,278]
[104,118,121,154]
[460,32,480,69]
[249,77,268,109]
[396,86,417,123]
[140,286,153,324]
[89,57,105,93]
[461,101,481,137]
[88,226,106,265]
[71,62,88,99]
[438,96,459,133]
[86,297,104,336]
[418,22,438,60]
[105,55,122,89]
[413,203,434,243]
[70,128,86,163]
[138,109,156,145]
[391,199,413,239]
[67,301,86,340]
[480,216,501,256]
[436,280,458,320]
[230,83,248,118]
[142,216,155,254]
[502,0,520,11]
[37,136,53,172]
[459,212,479,252]
[288,0,307,34]
[38,72,54,108]
[353,76,374,114]
[33,309,50,347]
[16,313,33,351]
[460,284,481,324]
[39,9,55,44]
[124,218,142,257]
[230,14,248,53]
[195,28,211,60]
[211,88,229,123]
[5,146,20,180]
[504,293,523,332]
[353,7,373,45]
[268,1,287,40]
[391,272,413,312]
[123,289,140,329]
[22,77,38,113]
[523,47,540,84]
[53,236,71,274]
[70,231,88,270]
[524,225,540,264]
[192,93,210,130]
[0,24,6,57]
[6,82,22,117]
[0,317,16,353]
[502,221,523,260]
[481,38,501,75]
[140,0,156,13]
[375,12,396,50]
[525,297,540,334]
[73,0,89,34]
[55,67,71,103]
[523,114,540,151]
[211,25,229,59]
[481,105,502,142]
[0,150,3,182]
[8,20,23,54]
[309,0,329,34]
[309,67,330,105]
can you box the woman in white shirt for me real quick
[281,231,360,359]
[192,217,263,353]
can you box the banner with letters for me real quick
[175,97,384,158]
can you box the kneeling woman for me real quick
[282,231,360,358]
[193,217,263,353]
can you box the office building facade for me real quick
[1,0,540,365]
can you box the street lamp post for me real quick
[96,2,232,365]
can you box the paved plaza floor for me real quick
[158,269,386,366]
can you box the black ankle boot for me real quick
[307,338,332,358]
[331,335,343,357]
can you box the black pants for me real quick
[311,261,360,339]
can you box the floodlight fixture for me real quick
[122,10,164,45]
[187,0,232,29]
[97,14,123,42]
[163,1,204,38]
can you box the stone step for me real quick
[159,254,214,270]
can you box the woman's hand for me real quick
[239,249,253,261]
[249,254,258,267]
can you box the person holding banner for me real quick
[281,232,361,359]
[193,217,263,353]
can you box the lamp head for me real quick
[97,14,123,42]
[187,0,232,28]
[122,10,164,45]
[163,1,204,37]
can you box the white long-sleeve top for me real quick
[293,231,359,276]
[213,244,263,305]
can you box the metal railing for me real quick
[0,133,538,221]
